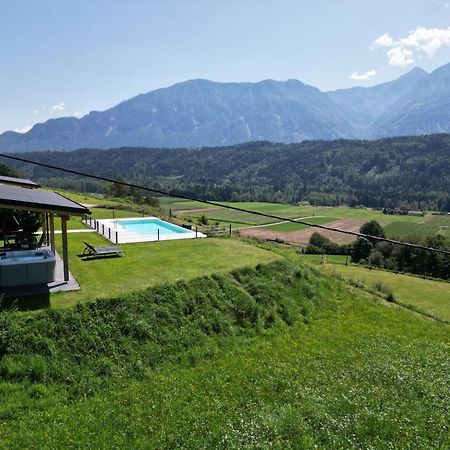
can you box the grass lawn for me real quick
[174,201,436,233]
[324,263,450,322]
[0,261,448,448]
[302,254,350,265]
[384,215,450,238]
[159,196,209,212]
[264,216,338,232]
[48,234,281,308]
[53,207,153,231]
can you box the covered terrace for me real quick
[0,180,90,296]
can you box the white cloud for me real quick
[32,109,39,115]
[386,47,414,67]
[373,26,450,67]
[14,125,32,134]
[372,33,394,48]
[350,69,377,81]
[73,111,85,118]
[401,26,450,55]
[49,102,66,115]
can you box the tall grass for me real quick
[0,260,330,393]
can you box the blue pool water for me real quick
[115,218,191,235]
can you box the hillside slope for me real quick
[0,259,448,448]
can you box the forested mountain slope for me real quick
[8,134,450,210]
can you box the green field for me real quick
[384,214,450,238]
[45,234,280,308]
[166,198,448,239]
[323,263,450,322]
[264,216,338,232]
[59,191,450,240]
[0,260,448,448]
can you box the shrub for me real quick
[386,292,396,302]
[368,250,384,268]
[352,238,373,263]
[372,281,392,295]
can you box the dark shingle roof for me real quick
[0,175,40,188]
[0,185,90,215]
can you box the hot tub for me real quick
[0,248,56,287]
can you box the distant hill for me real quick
[9,134,450,211]
[1,63,450,152]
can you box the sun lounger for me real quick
[82,241,125,258]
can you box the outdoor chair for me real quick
[82,241,125,258]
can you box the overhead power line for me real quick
[1,152,450,256]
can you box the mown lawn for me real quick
[48,234,281,308]
[384,215,450,238]
[0,261,448,449]
[324,263,450,322]
[264,216,338,232]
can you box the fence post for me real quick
[196,226,198,238]
[96,220,99,231]
[102,224,105,235]
[157,228,160,241]
[115,231,118,244]
[229,224,232,235]
[109,228,111,240]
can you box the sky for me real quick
[1,0,450,133]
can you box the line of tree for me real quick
[104,177,160,207]
[305,220,450,280]
[8,134,450,211]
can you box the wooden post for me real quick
[41,213,47,246]
[61,215,70,282]
[229,224,232,236]
[49,213,56,254]
[157,228,160,241]
[45,213,50,245]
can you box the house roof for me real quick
[0,175,40,188]
[0,185,90,216]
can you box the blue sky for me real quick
[1,0,450,133]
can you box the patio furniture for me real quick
[82,241,125,258]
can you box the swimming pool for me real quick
[91,217,206,244]
[119,219,191,235]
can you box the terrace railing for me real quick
[83,216,119,244]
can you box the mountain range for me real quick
[1,63,450,152]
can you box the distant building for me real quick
[407,210,424,217]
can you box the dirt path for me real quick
[238,218,366,245]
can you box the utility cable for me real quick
[1,152,450,256]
